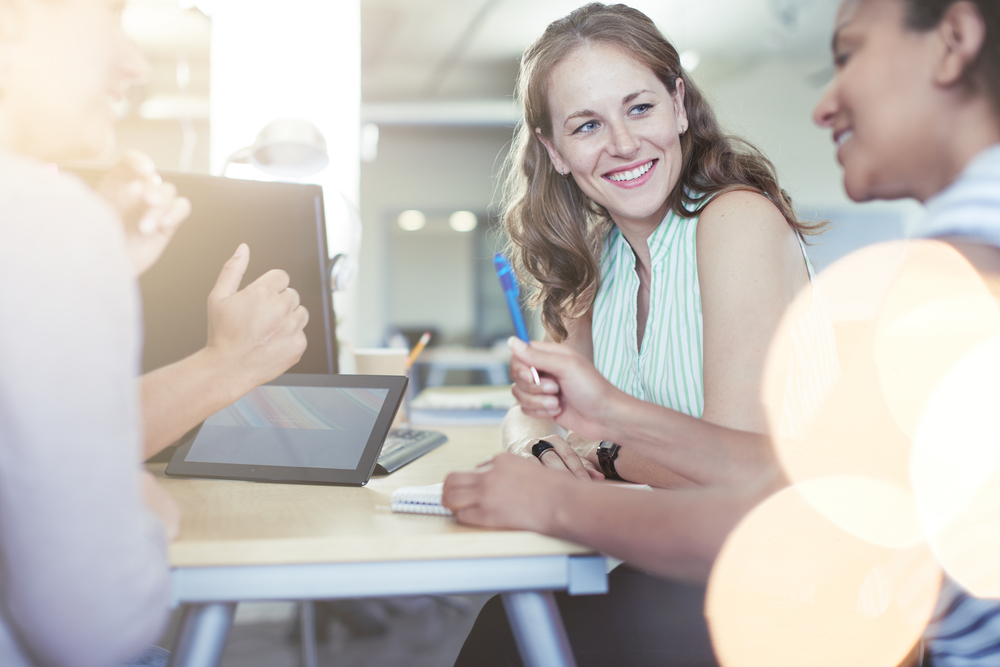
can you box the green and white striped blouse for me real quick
[591,207,839,436]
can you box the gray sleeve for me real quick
[0,169,172,667]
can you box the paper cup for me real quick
[353,348,408,376]
[353,348,409,428]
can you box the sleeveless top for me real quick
[591,206,839,437]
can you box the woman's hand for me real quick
[96,150,191,276]
[442,453,572,532]
[509,337,627,442]
[508,433,604,482]
[566,432,602,468]
[205,243,309,389]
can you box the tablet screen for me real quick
[184,385,390,470]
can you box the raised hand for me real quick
[96,150,191,276]
[205,244,309,388]
[508,337,629,442]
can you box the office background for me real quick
[102,0,918,364]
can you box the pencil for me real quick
[405,332,432,369]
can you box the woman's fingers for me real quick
[547,438,594,482]
[512,383,561,417]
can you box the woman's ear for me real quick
[535,127,568,175]
[673,78,689,135]
[933,1,987,87]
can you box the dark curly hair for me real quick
[902,0,999,114]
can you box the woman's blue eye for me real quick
[629,103,654,116]
[573,121,599,134]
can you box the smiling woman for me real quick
[446,3,843,667]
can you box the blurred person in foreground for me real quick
[0,0,308,665]
[444,0,1000,665]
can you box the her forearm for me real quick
[140,347,251,458]
[545,476,772,582]
[602,392,775,486]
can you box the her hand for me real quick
[509,337,624,441]
[509,434,604,482]
[566,432,602,469]
[442,453,570,532]
[205,244,309,389]
[97,150,191,276]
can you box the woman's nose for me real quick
[813,80,839,129]
[119,31,151,89]
[608,121,639,158]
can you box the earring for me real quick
[679,124,688,135]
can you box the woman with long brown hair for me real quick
[501,2,836,494]
[445,3,838,666]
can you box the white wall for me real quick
[354,57,922,345]
[356,125,512,346]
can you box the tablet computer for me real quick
[166,373,407,486]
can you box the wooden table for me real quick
[154,425,607,667]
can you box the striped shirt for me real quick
[916,142,1000,667]
[590,205,839,436]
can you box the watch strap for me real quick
[597,440,623,481]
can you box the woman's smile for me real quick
[604,159,658,187]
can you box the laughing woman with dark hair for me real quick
[814,0,1000,665]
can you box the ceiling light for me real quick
[398,210,426,231]
[680,50,701,72]
[449,211,478,232]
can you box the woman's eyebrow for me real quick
[564,109,598,125]
[623,89,654,105]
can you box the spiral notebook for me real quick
[390,483,453,517]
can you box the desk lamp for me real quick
[221,118,330,178]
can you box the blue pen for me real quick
[493,253,541,385]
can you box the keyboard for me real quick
[375,429,448,474]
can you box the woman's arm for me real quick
[141,244,308,458]
[697,190,810,432]
[509,191,807,485]
[443,453,780,581]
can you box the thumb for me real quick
[209,244,249,300]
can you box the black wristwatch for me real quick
[597,440,624,481]
[531,439,555,460]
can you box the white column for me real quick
[210,0,361,350]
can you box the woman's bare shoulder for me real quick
[696,190,800,275]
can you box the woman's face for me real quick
[0,0,148,162]
[813,0,952,203]
[537,43,687,231]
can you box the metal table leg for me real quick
[502,591,577,667]
[167,603,237,667]
[300,601,319,667]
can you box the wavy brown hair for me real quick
[502,2,821,342]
